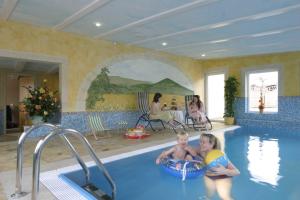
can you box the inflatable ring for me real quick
[124,133,150,139]
[160,158,206,180]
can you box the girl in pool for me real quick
[196,133,240,200]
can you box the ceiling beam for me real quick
[0,0,19,20]
[159,25,300,51]
[53,0,112,30]
[94,0,220,38]
[130,3,300,45]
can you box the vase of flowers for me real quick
[258,96,265,113]
[23,79,60,123]
[258,77,266,114]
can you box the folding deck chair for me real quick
[135,92,166,132]
[184,95,212,131]
[135,92,185,133]
[87,113,110,140]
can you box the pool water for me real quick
[62,127,300,200]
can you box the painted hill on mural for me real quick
[109,76,151,86]
[109,76,193,95]
[87,68,192,109]
[146,78,193,95]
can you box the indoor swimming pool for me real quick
[41,126,300,200]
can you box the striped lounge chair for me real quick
[87,113,109,140]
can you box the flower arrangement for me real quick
[258,80,265,113]
[23,79,60,122]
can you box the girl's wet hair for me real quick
[177,131,189,139]
[201,133,221,149]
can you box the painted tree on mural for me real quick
[86,67,112,109]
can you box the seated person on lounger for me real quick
[150,92,178,126]
[188,95,207,124]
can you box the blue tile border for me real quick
[26,111,142,138]
[61,111,141,133]
[235,96,300,130]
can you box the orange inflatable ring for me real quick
[124,133,150,139]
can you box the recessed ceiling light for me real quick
[162,42,168,46]
[94,22,102,27]
[201,54,206,57]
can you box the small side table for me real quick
[117,120,128,134]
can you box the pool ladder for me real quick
[10,123,116,200]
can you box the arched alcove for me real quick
[76,54,194,111]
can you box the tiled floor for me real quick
[0,122,228,200]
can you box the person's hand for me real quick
[184,146,196,156]
[184,146,194,152]
[207,164,227,176]
[156,158,161,165]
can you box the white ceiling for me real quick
[0,57,59,73]
[1,0,300,59]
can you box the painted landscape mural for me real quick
[86,59,194,111]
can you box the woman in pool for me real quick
[196,133,240,200]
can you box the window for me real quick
[246,70,278,112]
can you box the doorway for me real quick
[0,56,60,141]
[206,73,225,121]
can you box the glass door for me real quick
[206,73,225,121]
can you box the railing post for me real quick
[31,128,116,200]
[11,123,57,199]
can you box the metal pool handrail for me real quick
[11,124,91,199]
[11,123,58,198]
[31,128,116,200]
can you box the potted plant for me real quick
[23,79,60,123]
[224,76,239,125]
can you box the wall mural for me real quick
[86,59,193,110]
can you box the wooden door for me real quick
[19,76,34,127]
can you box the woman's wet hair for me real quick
[201,133,221,150]
[153,93,162,103]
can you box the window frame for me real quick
[244,65,282,114]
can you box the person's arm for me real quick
[187,102,193,115]
[207,161,240,177]
[224,161,240,176]
[161,103,167,111]
[184,145,197,157]
[199,101,205,113]
[155,147,175,164]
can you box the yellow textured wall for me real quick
[0,20,202,112]
[201,52,300,96]
[36,74,59,92]
[92,94,185,112]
